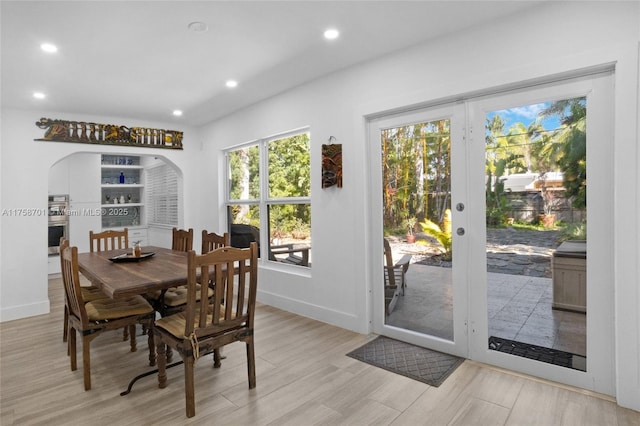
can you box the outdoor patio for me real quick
[385,229,587,359]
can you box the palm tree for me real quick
[538,98,587,208]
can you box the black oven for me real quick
[48,195,69,255]
[48,224,67,254]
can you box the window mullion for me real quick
[259,138,270,259]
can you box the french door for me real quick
[368,71,615,395]
[369,103,469,358]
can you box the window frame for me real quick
[225,127,311,268]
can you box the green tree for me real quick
[268,133,311,230]
[538,98,587,208]
[382,119,450,231]
[485,115,526,226]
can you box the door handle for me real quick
[457,227,465,236]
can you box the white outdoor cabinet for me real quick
[552,240,587,313]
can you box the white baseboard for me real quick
[257,289,367,334]
[0,300,50,322]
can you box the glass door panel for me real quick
[468,73,615,396]
[370,104,468,358]
[484,98,587,371]
[381,119,453,340]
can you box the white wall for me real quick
[1,1,638,411]
[199,2,639,410]
[0,110,211,321]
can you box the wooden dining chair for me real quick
[201,230,230,292]
[60,238,109,345]
[89,228,129,252]
[172,227,193,252]
[60,243,156,390]
[201,230,230,254]
[89,228,133,339]
[146,228,214,360]
[154,242,258,418]
[201,230,231,364]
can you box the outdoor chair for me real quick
[383,238,411,315]
[269,243,310,266]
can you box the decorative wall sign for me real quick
[34,117,183,149]
[322,138,342,188]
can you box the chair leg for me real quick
[213,348,222,368]
[156,341,167,389]
[146,321,156,367]
[129,324,137,352]
[184,357,195,418]
[69,327,77,371]
[63,305,69,343]
[166,346,173,363]
[82,335,92,391]
[123,326,129,341]
[246,339,256,389]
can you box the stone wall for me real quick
[505,191,586,224]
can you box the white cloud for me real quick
[499,103,548,120]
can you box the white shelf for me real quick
[101,164,143,169]
[101,155,144,229]
[101,203,144,208]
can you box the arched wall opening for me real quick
[47,151,184,274]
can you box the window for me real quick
[147,163,178,226]
[226,129,311,267]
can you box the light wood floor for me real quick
[1,279,638,425]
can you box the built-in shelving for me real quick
[100,155,144,229]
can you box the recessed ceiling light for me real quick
[33,92,46,99]
[40,43,58,53]
[188,21,208,32]
[225,80,238,88]
[323,28,340,40]
[172,110,183,116]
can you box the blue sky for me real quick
[487,102,561,133]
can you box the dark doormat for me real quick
[346,336,464,387]
[488,336,586,372]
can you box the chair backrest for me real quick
[383,238,394,267]
[183,242,258,338]
[60,243,89,325]
[201,230,230,254]
[172,228,194,252]
[383,238,398,287]
[59,237,70,269]
[90,228,129,252]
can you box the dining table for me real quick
[77,245,192,299]
[76,245,194,395]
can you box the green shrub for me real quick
[559,222,587,241]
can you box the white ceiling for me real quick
[1,1,545,127]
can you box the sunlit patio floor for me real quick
[385,263,587,357]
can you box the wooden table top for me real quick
[77,246,190,299]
